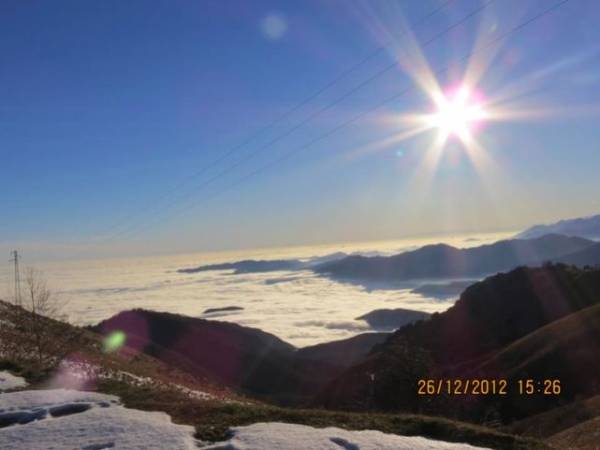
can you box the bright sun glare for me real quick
[364,7,578,194]
[426,86,487,140]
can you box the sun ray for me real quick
[352,0,445,103]
[406,131,448,199]
[462,3,530,89]
[345,125,432,161]
[484,103,600,122]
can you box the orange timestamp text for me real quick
[417,378,562,396]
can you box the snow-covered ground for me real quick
[200,422,491,450]
[0,371,27,392]
[0,389,199,450]
[1,390,490,449]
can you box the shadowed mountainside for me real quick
[319,264,600,425]
[93,310,392,404]
[94,310,296,395]
[294,333,390,368]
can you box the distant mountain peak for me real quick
[315,233,596,283]
[517,214,600,240]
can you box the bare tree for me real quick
[1,268,80,369]
[24,268,61,315]
[23,268,59,365]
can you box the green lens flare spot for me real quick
[103,330,127,353]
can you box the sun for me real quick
[426,86,487,141]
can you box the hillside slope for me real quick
[0,299,238,401]
[319,265,600,426]
[93,310,392,403]
[94,309,298,396]
[472,303,600,420]
[0,298,544,450]
[546,416,600,450]
[477,303,600,383]
[389,264,600,367]
[506,394,600,439]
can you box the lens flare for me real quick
[103,330,127,353]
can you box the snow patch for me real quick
[0,371,27,391]
[200,422,491,450]
[0,389,199,449]
[50,359,216,401]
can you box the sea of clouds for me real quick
[1,233,510,347]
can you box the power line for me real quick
[106,0,494,241]
[123,0,570,239]
[91,0,456,241]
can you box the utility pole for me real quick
[9,250,21,306]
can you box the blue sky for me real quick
[1,0,599,259]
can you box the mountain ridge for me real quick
[315,234,596,282]
[517,214,600,240]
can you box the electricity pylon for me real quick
[9,250,21,306]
